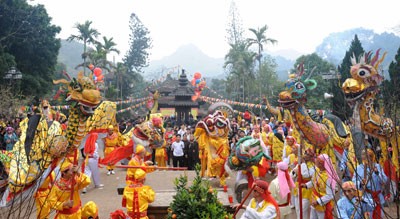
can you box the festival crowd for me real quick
[0,109,398,219]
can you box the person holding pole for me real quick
[122,169,155,219]
[48,160,91,219]
[301,154,338,219]
[292,148,315,219]
[126,145,154,185]
[234,180,280,219]
[336,181,373,219]
[352,149,387,219]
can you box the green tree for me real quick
[382,46,400,117]
[224,42,257,102]
[247,25,277,107]
[124,13,152,74]
[293,53,335,110]
[0,1,61,97]
[167,165,232,219]
[67,20,100,75]
[226,0,245,45]
[332,35,365,120]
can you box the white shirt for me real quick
[241,199,277,219]
[269,178,292,217]
[171,141,185,157]
[177,129,186,138]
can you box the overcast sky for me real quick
[32,0,399,61]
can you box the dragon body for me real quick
[278,65,357,167]
[342,50,399,176]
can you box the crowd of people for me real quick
[0,110,399,219]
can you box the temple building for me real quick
[150,70,201,125]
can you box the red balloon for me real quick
[194,72,202,79]
[97,75,104,81]
[88,64,94,70]
[191,79,196,86]
[93,67,102,76]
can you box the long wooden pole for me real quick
[115,165,187,170]
[298,140,303,219]
[233,184,256,218]
[70,149,78,201]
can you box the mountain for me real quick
[56,41,294,82]
[58,39,84,76]
[315,28,400,79]
[144,44,225,80]
[273,55,294,81]
[144,44,295,81]
[268,49,302,61]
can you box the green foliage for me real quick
[124,13,152,74]
[167,164,232,219]
[0,1,61,97]
[293,53,335,110]
[332,35,365,120]
[67,20,100,74]
[382,46,400,117]
[226,0,245,45]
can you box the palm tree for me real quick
[247,25,277,108]
[67,20,100,75]
[100,36,120,57]
[224,42,257,102]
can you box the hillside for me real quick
[316,28,400,79]
[143,44,225,80]
[143,44,294,81]
[58,39,84,76]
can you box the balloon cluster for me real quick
[191,72,206,101]
[88,64,104,84]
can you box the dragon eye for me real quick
[216,121,225,128]
[73,83,82,91]
[358,68,371,78]
[294,82,304,90]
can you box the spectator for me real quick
[269,116,276,130]
[244,110,251,123]
[171,134,185,167]
[177,124,186,138]
[4,126,18,151]
[184,134,199,170]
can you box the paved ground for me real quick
[1,165,399,218]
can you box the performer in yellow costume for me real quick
[81,201,99,219]
[105,125,119,175]
[126,145,154,185]
[268,128,285,171]
[34,171,56,219]
[122,169,155,219]
[155,133,172,167]
[48,160,91,219]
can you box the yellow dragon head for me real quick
[342,50,386,104]
[53,72,101,115]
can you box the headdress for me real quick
[342,181,356,191]
[60,160,73,172]
[317,154,340,191]
[135,144,145,154]
[82,201,99,219]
